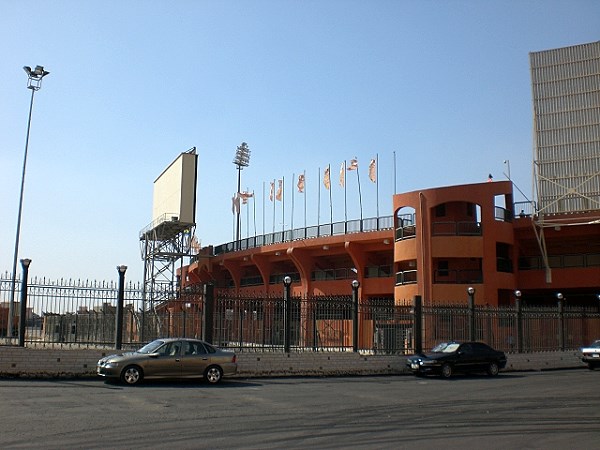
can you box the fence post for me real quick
[352,280,360,352]
[18,258,31,347]
[283,276,292,353]
[203,283,214,344]
[413,295,422,354]
[115,265,127,350]
[467,287,476,341]
[514,290,523,353]
[557,293,565,351]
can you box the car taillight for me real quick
[232,355,237,363]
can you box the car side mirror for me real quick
[149,353,160,358]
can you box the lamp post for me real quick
[233,142,250,250]
[556,292,564,351]
[467,287,476,341]
[8,65,49,338]
[18,258,32,347]
[115,265,127,350]
[514,290,522,353]
[283,275,292,353]
[351,280,360,352]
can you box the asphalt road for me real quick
[1,370,599,449]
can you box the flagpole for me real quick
[282,176,285,234]
[318,167,321,231]
[291,173,295,234]
[262,181,265,237]
[356,164,363,230]
[246,187,249,239]
[303,170,307,229]
[328,164,333,233]
[376,153,379,219]
[393,150,397,194]
[272,179,276,234]
[253,190,257,239]
[344,160,347,224]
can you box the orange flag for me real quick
[368,158,376,183]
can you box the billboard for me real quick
[530,41,600,214]
[152,149,198,226]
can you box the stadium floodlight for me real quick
[233,142,251,249]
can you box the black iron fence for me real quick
[2,273,599,353]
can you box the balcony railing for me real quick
[210,216,394,256]
[495,206,513,223]
[519,253,600,270]
[432,221,482,236]
[433,269,483,284]
[395,270,417,285]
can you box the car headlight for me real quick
[104,362,119,368]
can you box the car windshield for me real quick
[588,340,600,348]
[431,342,461,353]
[136,340,165,354]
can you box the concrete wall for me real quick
[0,346,588,379]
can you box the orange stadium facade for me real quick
[180,180,600,308]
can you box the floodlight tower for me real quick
[8,65,49,338]
[233,142,250,250]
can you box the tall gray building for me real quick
[530,41,600,216]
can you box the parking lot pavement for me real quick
[0,370,598,449]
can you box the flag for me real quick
[276,179,283,201]
[487,174,493,182]
[238,191,254,204]
[323,166,331,190]
[368,158,376,183]
[190,235,201,254]
[339,162,345,187]
[231,193,241,214]
[297,174,305,193]
[347,158,358,171]
[269,181,275,201]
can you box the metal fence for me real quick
[2,273,599,353]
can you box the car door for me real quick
[180,341,210,377]
[143,341,183,378]
[455,343,477,371]
[472,343,497,370]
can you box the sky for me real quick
[1,0,599,284]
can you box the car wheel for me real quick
[587,362,596,370]
[441,363,453,378]
[121,365,143,385]
[487,362,500,376]
[204,365,223,384]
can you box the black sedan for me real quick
[406,341,507,378]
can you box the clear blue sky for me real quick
[1,1,599,284]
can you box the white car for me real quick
[581,340,600,370]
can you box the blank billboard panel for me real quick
[530,41,600,214]
[152,150,198,225]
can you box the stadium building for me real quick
[179,41,600,307]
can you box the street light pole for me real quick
[18,258,32,347]
[232,142,250,250]
[8,66,49,338]
[115,265,128,350]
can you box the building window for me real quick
[435,204,446,217]
[437,260,449,276]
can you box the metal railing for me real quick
[2,272,599,354]
[210,216,394,256]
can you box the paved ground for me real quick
[1,369,599,449]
